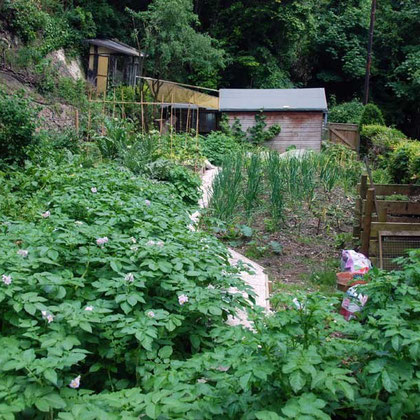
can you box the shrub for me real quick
[328,99,364,124]
[3,0,48,43]
[359,103,385,128]
[388,141,420,183]
[200,132,242,166]
[360,124,406,163]
[0,89,38,163]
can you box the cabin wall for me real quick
[226,111,323,152]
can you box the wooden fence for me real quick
[353,175,420,268]
[328,123,360,152]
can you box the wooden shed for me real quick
[86,39,145,94]
[219,88,328,152]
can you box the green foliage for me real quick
[210,152,244,221]
[57,78,87,107]
[209,143,362,230]
[3,0,48,43]
[3,0,96,55]
[359,104,385,128]
[0,156,252,417]
[200,131,242,166]
[161,163,202,205]
[127,0,226,88]
[0,89,38,163]
[328,100,364,124]
[247,112,281,145]
[388,141,420,184]
[361,124,406,164]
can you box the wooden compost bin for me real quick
[353,175,420,268]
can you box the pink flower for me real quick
[17,249,29,258]
[69,375,81,389]
[91,187,97,193]
[145,200,151,206]
[359,295,368,306]
[178,294,189,305]
[125,273,134,283]
[41,310,54,323]
[96,237,109,246]
[147,310,155,318]
[2,274,12,285]
[85,306,94,311]
[41,211,51,218]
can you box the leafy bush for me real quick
[200,132,242,166]
[0,89,38,163]
[388,141,420,183]
[3,0,48,43]
[360,124,406,162]
[359,103,385,128]
[0,159,250,417]
[328,99,364,124]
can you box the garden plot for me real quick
[202,144,362,293]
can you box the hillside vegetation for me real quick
[0,0,419,137]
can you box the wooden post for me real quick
[170,94,174,155]
[159,98,164,134]
[87,90,92,140]
[121,90,125,119]
[361,188,375,256]
[360,174,368,199]
[101,91,106,135]
[112,88,116,118]
[186,106,191,133]
[141,89,145,133]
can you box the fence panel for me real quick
[328,123,360,151]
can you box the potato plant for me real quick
[0,160,252,418]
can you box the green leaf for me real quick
[158,346,173,359]
[24,303,36,316]
[158,260,172,273]
[110,260,121,272]
[290,371,305,393]
[127,295,137,306]
[79,322,92,333]
[382,370,396,393]
[145,403,159,419]
[41,392,66,409]
[338,382,354,401]
[255,411,282,420]
[239,372,252,390]
[47,250,59,261]
[44,368,58,386]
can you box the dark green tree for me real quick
[127,0,226,92]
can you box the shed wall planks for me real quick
[226,111,323,152]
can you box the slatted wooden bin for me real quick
[353,175,420,267]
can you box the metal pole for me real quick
[363,0,377,105]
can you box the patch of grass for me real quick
[305,258,340,289]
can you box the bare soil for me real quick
[213,187,356,291]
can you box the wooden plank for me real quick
[361,189,375,256]
[376,201,420,215]
[370,223,420,238]
[360,175,368,199]
[374,184,420,196]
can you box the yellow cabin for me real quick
[86,39,144,94]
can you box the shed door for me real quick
[96,55,109,94]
